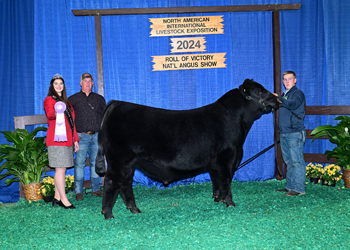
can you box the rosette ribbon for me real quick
[54,101,67,142]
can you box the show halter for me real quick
[242,88,274,111]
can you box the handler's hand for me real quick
[74,141,79,152]
[273,93,283,103]
[272,93,282,103]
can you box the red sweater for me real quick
[44,96,79,147]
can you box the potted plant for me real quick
[40,175,74,203]
[0,127,49,200]
[310,115,350,188]
[65,175,74,193]
[306,162,322,184]
[40,176,55,202]
[320,164,343,187]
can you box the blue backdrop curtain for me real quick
[0,0,34,202]
[1,0,350,203]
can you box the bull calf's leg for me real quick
[217,149,242,207]
[211,168,235,206]
[120,168,141,214]
[102,174,121,220]
[215,166,237,207]
[209,170,221,202]
[220,179,235,207]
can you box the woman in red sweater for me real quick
[44,74,79,209]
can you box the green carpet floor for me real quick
[1,179,350,249]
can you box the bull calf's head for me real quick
[239,79,280,111]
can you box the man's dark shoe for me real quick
[276,188,289,192]
[91,190,103,197]
[76,193,84,201]
[286,190,305,196]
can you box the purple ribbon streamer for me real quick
[54,101,67,142]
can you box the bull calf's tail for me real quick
[95,134,107,176]
[95,101,116,176]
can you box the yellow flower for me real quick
[320,164,342,184]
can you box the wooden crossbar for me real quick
[72,4,301,16]
[304,106,350,164]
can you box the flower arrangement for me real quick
[40,176,55,196]
[40,175,74,196]
[65,175,74,193]
[306,163,323,179]
[320,164,343,185]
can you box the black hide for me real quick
[95,79,280,219]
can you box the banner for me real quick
[170,37,207,53]
[150,16,224,37]
[151,53,226,71]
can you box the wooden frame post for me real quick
[272,10,284,180]
[95,15,104,96]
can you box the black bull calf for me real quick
[95,79,280,220]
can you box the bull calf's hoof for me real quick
[212,195,221,203]
[126,205,142,214]
[102,210,114,220]
[105,215,115,220]
[130,207,142,214]
[226,203,236,207]
[213,197,221,203]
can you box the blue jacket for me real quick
[278,85,305,134]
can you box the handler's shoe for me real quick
[286,190,305,196]
[276,188,289,192]
[91,190,103,197]
[75,193,84,201]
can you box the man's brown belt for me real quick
[82,131,96,135]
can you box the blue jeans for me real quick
[280,130,306,194]
[74,133,100,194]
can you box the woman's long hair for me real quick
[47,74,71,107]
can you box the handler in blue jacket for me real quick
[275,71,306,196]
